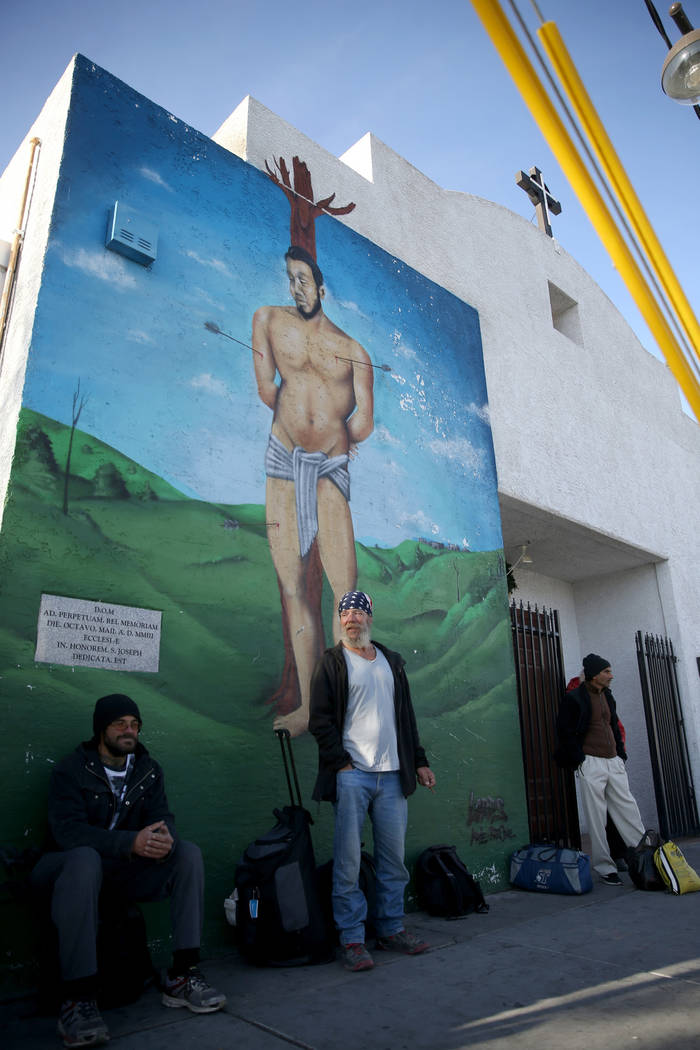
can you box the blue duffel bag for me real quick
[510,844,592,895]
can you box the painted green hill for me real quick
[14,407,187,503]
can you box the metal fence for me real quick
[636,631,699,839]
[510,601,580,847]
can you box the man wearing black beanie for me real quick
[32,693,226,1047]
[554,654,645,886]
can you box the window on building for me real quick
[548,281,583,345]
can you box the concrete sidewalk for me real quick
[4,840,700,1050]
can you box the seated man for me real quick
[32,693,225,1048]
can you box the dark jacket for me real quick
[554,682,627,770]
[309,640,428,802]
[46,739,177,859]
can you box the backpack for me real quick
[316,850,378,941]
[232,731,333,967]
[234,804,333,966]
[415,845,489,918]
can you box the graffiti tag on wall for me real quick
[467,790,516,846]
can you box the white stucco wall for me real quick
[573,565,671,827]
[0,59,74,524]
[214,96,700,806]
[509,566,580,679]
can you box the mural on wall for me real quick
[0,57,528,972]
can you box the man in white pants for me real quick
[555,653,645,886]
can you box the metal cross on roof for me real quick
[516,166,562,238]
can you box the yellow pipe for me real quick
[470,0,700,420]
[538,20,700,371]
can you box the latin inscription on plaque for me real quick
[35,594,162,672]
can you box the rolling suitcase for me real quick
[233,729,332,966]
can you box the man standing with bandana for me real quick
[32,693,225,1048]
[309,591,436,972]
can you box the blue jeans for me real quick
[332,769,408,945]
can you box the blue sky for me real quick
[2,0,697,379]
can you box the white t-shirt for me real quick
[342,645,399,771]
[102,752,134,829]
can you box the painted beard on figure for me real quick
[295,293,323,321]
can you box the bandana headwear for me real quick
[582,653,611,680]
[338,591,373,617]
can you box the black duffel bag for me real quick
[626,830,665,891]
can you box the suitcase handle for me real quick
[275,728,303,808]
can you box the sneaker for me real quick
[376,929,429,955]
[57,1000,109,1047]
[161,968,227,1013]
[340,942,374,972]
[601,872,623,886]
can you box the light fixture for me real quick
[645,1,700,116]
[662,26,700,103]
[508,542,533,573]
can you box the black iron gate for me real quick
[510,601,580,847]
[636,631,699,839]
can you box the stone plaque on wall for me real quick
[35,594,162,672]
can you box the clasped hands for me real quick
[132,820,173,859]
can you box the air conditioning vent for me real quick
[106,202,158,266]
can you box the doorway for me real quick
[510,600,580,846]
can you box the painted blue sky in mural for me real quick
[23,61,501,552]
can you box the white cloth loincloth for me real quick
[264,433,350,557]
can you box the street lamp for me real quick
[645,0,700,116]
[662,4,700,102]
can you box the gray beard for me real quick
[342,625,372,649]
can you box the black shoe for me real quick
[601,872,623,886]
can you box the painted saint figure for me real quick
[253,246,374,736]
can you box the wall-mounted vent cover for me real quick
[105,202,158,266]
